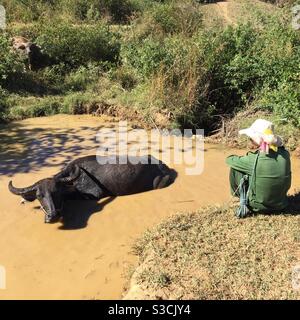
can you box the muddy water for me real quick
[0,115,299,300]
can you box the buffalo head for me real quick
[8,165,81,223]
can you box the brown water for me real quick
[0,115,299,299]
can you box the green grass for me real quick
[131,203,300,299]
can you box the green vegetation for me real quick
[35,23,120,67]
[1,0,138,24]
[0,0,300,139]
[131,203,300,299]
[0,33,23,86]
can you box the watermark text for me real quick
[292,264,300,291]
[0,5,6,30]
[292,5,300,30]
[0,265,6,290]
[96,121,205,175]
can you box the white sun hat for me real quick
[239,119,283,152]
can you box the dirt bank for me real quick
[0,115,299,299]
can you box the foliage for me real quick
[35,23,120,68]
[123,37,175,78]
[195,19,300,128]
[0,87,9,121]
[0,32,24,86]
[1,0,138,23]
[151,1,202,35]
[1,0,300,132]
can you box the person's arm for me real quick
[225,153,255,175]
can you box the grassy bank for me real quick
[128,202,300,299]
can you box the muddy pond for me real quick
[0,115,299,299]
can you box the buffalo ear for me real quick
[55,165,81,183]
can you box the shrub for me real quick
[59,0,137,23]
[258,82,300,127]
[36,23,120,68]
[26,100,61,117]
[192,23,259,124]
[151,1,202,35]
[6,22,40,40]
[64,63,104,91]
[110,66,138,90]
[67,0,91,20]
[101,0,137,23]
[1,0,56,22]
[0,87,9,121]
[2,0,300,132]
[183,18,300,130]
[129,1,202,39]
[0,33,24,87]
[219,21,300,127]
[152,3,178,34]
[40,63,69,87]
[2,0,138,23]
[61,92,98,114]
[121,34,201,127]
[8,98,62,120]
[123,36,176,78]
[125,17,300,130]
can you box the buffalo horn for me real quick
[8,181,37,196]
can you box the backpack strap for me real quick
[236,152,260,218]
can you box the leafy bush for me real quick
[40,64,69,87]
[152,3,178,34]
[70,0,138,23]
[26,100,61,117]
[183,17,300,130]
[64,63,104,91]
[0,87,9,121]
[61,92,99,114]
[151,1,202,35]
[110,66,138,90]
[129,0,202,39]
[36,23,120,68]
[258,82,300,127]
[123,15,300,130]
[8,98,62,120]
[121,34,201,126]
[2,0,138,23]
[0,33,23,87]
[123,36,176,78]
[1,0,56,22]
[100,0,137,23]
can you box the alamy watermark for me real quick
[0,265,6,290]
[0,5,6,30]
[292,5,300,30]
[292,264,300,291]
[96,121,204,175]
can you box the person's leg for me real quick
[229,168,246,197]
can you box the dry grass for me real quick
[200,0,278,29]
[206,107,300,154]
[131,204,300,300]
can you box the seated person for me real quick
[226,119,291,215]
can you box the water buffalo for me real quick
[12,36,50,70]
[8,155,176,223]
